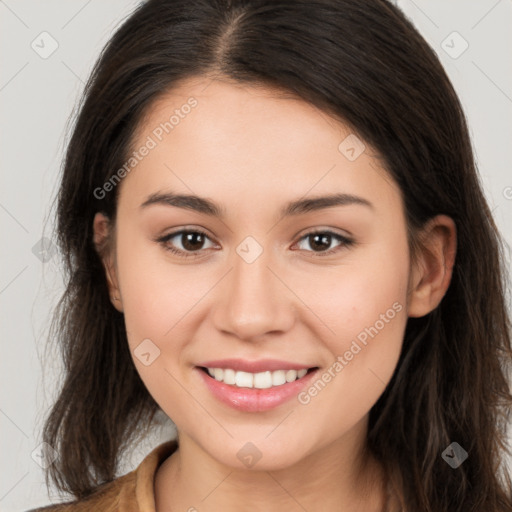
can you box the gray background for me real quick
[1,1,511,510]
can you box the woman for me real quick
[31,0,512,510]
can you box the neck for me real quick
[154,418,389,511]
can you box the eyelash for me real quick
[156,228,355,259]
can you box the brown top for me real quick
[28,440,178,512]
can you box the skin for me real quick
[93,76,456,511]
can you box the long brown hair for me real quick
[42,0,512,509]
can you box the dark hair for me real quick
[42,0,512,510]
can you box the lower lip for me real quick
[195,367,319,412]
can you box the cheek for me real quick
[294,237,410,434]
[115,229,201,344]
[297,301,407,440]
[303,227,410,350]
[114,234,202,412]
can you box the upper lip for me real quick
[197,358,317,373]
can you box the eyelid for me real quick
[156,227,218,259]
[291,229,354,256]
[293,225,354,241]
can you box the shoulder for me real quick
[26,439,178,512]
[25,470,134,511]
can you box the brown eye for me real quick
[158,229,216,258]
[295,230,354,256]
[179,231,207,251]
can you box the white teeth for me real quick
[272,370,287,386]
[285,369,297,382]
[223,368,236,385]
[204,367,311,388]
[253,371,272,389]
[235,371,253,388]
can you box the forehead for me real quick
[134,76,349,155]
[118,76,402,220]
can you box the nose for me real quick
[211,246,296,342]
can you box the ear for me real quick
[93,212,123,313]
[407,214,457,318]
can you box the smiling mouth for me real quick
[197,366,318,389]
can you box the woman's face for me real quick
[101,76,412,470]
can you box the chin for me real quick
[202,434,316,472]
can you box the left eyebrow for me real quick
[139,191,374,219]
[281,193,374,216]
